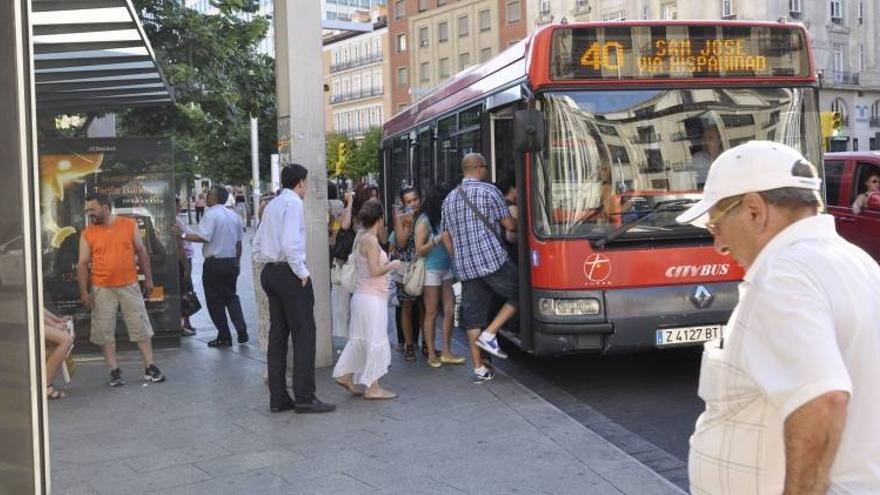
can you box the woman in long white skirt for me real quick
[333,199,400,400]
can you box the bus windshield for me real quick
[532,87,821,241]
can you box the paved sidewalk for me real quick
[49,233,685,495]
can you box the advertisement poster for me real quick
[39,138,180,349]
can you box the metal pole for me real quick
[275,0,333,367]
[250,115,260,227]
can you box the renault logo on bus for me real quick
[584,254,611,283]
[691,285,714,309]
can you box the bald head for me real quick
[462,153,488,178]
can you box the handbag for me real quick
[333,228,356,262]
[403,256,426,297]
[340,232,361,293]
[181,291,202,317]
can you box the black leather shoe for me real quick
[294,399,336,414]
[238,333,249,344]
[270,401,296,413]
[207,338,232,348]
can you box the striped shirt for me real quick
[441,178,510,281]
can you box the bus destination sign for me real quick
[551,25,810,81]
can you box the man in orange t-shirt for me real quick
[77,192,165,387]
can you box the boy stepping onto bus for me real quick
[441,153,519,382]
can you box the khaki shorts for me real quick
[90,283,154,346]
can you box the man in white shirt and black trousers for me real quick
[253,164,335,414]
[175,185,247,348]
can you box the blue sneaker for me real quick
[475,331,508,359]
[472,367,495,384]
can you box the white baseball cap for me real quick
[676,140,822,228]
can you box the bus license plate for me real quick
[655,325,723,347]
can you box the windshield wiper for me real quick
[594,199,699,249]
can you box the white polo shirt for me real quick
[689,214,880,495]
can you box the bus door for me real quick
[415,127,433,197]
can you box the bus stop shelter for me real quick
[1,1,172,493]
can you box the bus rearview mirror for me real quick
[514,110,545,154]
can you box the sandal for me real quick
[364,389,398,400]
[404,345,416,362]
[47,384,67,400]
[207,338,232,348]
[440,353,466,365]
[335,379,364,396]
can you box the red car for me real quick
[824,152,880,261]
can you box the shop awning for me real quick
[32,0,173,114]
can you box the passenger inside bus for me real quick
[691,123,723,188]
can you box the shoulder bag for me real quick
[340,232,361,293]
[458,185,505,244]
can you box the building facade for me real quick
[389,0,528,113]
[323,22,394,140]
[522,0,880,150]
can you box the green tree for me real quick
[347,127,382,180]
[119,0,276,186]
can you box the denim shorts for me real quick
[460,261,518,330]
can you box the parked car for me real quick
[0,235,24,288]
[824,152,880,261]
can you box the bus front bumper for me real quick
[529,282,739,356]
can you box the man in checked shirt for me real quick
[441,153,518,383]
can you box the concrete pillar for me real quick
[0,0,50,492]
[275,0,333,367]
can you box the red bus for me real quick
[382,21,821,355]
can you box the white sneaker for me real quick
[475,331,508,359]
[472,366,495,384]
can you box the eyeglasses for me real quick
[705,198,743,235]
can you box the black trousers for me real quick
[261,263,316,407]
[195,206,205,222]
[202,257,246,340]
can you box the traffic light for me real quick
[336,141,350,176]
[831,111,843,133]
[820,112,834,151]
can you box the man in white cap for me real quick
[678,141,880,494]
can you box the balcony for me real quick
[831,71,859,85]
[870,117,880,128]
[329,53,383,73]
[329,87,384,104]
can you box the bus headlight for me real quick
[537,298,601,316]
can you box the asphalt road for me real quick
[490,342,705,490]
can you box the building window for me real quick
[539,0,550,15]
[397,66,408,87]
[575,0,588,12]
[479,9,491,31]
[419,26,429,47]
[397,103,408,112]
[438,21,449,43]
[438,0,446,5]
[506,0,520,23]
[439,57,450,79]
[721,0,734,17]
[480,47,492,62]
[859,44,865,71]
[420,62,430,82]
[419,0,428,12]
[459,52,470,70]
[661,2,677,19]
[857,1,863,23]
[789,0,802,13]
[833,43,844,72]
[394,0,405,19]
[458,15,469,37]
[830,0,842,21]
[396,33,407,52]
